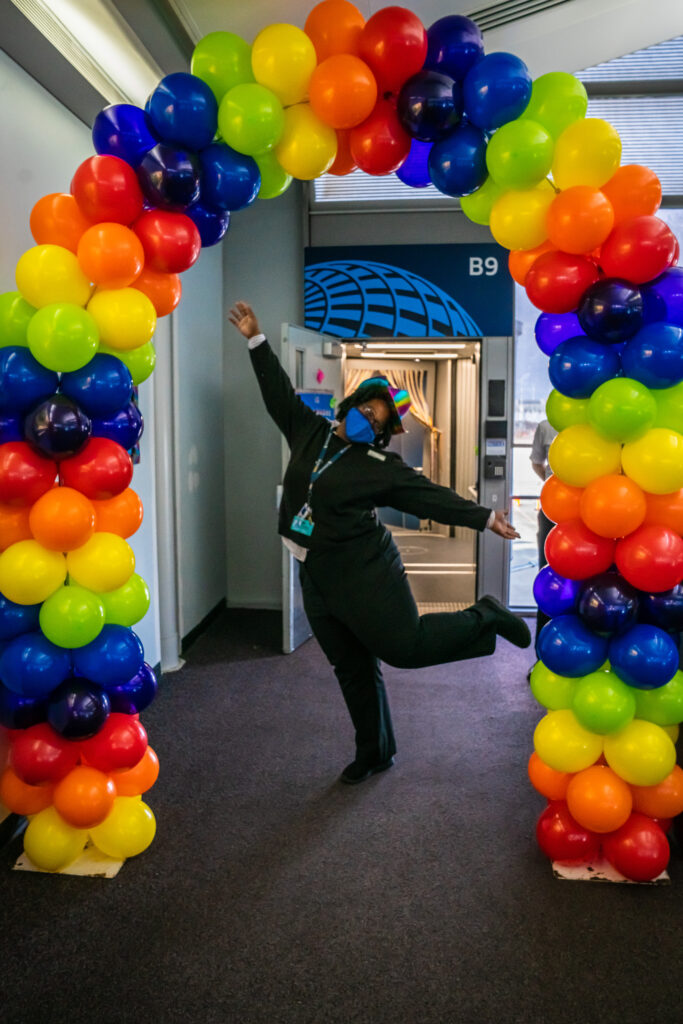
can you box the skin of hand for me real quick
[489,510,520,540]
[229,301,260,339]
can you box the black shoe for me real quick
[340,757,395,785]
[478,595,532,649]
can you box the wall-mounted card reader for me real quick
[484,421,507,480]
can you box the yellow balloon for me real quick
[0,540,66,604]
[489,180,555,250]
[24,806,88,872]
[87,288,156,351]
[89,796,156,858]
[66,532,135,592]
[604,719,676,786]
[16,245,92,309]
[621,428,683,494]
[534,709,604,773]
[275,104,337,181]
[549,424,622,488]
[552,118,621,190]
[252,23,317,107]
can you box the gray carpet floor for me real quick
[2,608,683,1024]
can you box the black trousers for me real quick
[299,527,498,767]
[537,509,554,637]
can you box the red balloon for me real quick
[600,215,677,285]
[536,801,601,862]
[602,812,670,882]
[10,723,80,785]
[544,519,615,580]
[615,523,683,592]
[0,442,57,506]
[328,130,358,176]
[60,437,133,500]
[525,251,600,313]
[79,712,148,773]
[133,210,201,274]
[350,99,411,176]
[358,6,427,94]
[71,155,144,225]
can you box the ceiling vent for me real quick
[465,0,573,32]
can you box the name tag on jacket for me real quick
[367,450,386,461]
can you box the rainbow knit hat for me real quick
[356,376,412,435]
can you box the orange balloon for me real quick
[566,764,633,833]
[30,193,92,253]
[630,765,683,819]
[579,474,647,539]
[601,165,662,225]
[53,765,116,828]
[0,502,32,551]
[508,240,556,286]
[91,488,143,538]
[305,0,365,60]
[644,490,683,535]
[546,186,615,255]
[131,266,182,317]
[0,766,54,815]
[528,751,572,801]
[540,475,583,524]
[77,222,145,289]
[328,130,357,176]
[113,745,159,797]
[309,54,378,130]
[29,486,95,551]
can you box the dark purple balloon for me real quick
[397,71,462,142]
[428,122,488,197]
[641,267,683,327]
[91,402,143,450]
[577,572,640,637]
[641,585,683,633]
[535,312,584,356]
[24,394,91,461]
[47,678,110,739]
[92,104,158,166]
[185,201,230,247]
[0,682,46,730]
[396,139,433,188]
[198,142,260,212]
[137,143,200,211]
[425,15,484,81]
[609,625,679,690]
[107,663,158,715]
[0,413,22,444]
[533,565,581,618]
[536,614,609,677]
[577,278,643,343]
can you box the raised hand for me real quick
[228,301,260,339]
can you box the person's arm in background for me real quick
[530,422,548,482]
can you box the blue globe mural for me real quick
[304,260,482,338]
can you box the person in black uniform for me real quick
[230,301,531,785]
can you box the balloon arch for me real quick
[1,1,682,881]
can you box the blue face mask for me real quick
[344,406,376,444]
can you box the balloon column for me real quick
[1,3,680,879]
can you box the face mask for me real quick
[344,406,376,444]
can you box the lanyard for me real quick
[306,426,351,505]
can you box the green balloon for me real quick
[521,72,588,139]
[634,670,683,726]
[572,670,636,734]
[27,302,99,372]
[99,342,156,385]
[39,585,105,648]
[546,389,589,431]
[485,118,554,190]
[529,661,577,710]
[653,380,683,434]
[0,291,35,347]
[460,176,506,225]
[191,31,255,104]
[218,84,284,157]
[99,573,150,627]
[588,377,656,442]
[255,151,293,200]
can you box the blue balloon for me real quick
[92,103,158,166]
[0,682,46,729]
[185,201,231,247]
[621,322,683,389]
[0,346,58,414]
[73,625,144,688]
[145,72,218,151]
[397,71,462,142]
[107,662,158,715]
[548,336,621,399]
[47,678,110,739]
[137,143,200,211]
[533,566,581,618]
[577,572,640,637]
[428,122,488,197]
[425,15,484,81]
[641,585,683,633]
[577,278,643,344]
[0,632,72,698]
[24,394,91,461]
[463,52,532,131]
[396,139,433,188]
[198,142,260,212]
[61,354,133,418]
[91,402,143,450]
[609,624,679,690]
[0,413,22,444]
[641,267,683,327]
[0,594,41,641]
[536,614,609,677]
[535,313,584,357]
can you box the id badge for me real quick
[291,504,314,536]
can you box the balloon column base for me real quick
[552,857,669,885]
[13,841,125,879]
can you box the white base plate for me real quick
[13,841,124,878]
[553,856,670,885]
